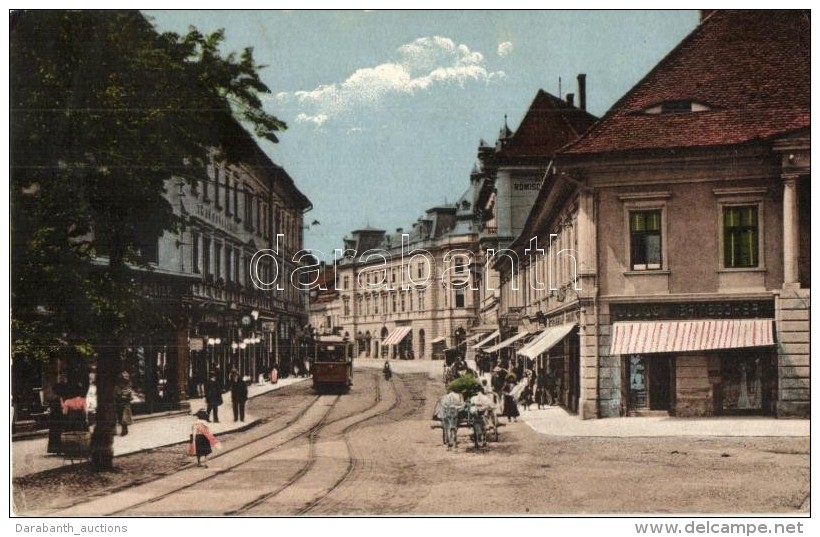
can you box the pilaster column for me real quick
[782,175,799,288]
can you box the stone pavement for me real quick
[12,359,809,479]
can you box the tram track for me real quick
[103,393,341,516]
[236,369,390,515]
[47,367,424,516]
[89,370,384,516]
[29,388,321,516]
[296,370,430,515]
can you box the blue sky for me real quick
[145,10,701,258]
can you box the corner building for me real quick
[503,10,809,419]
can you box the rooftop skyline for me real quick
[145,10,701,258]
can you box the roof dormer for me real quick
[640,100,712,115]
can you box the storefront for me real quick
[518,322,579,414]
[609,310,777,417]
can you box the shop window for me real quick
[717,355,769,413]
[629,210,662,270]
[723,206,759,268]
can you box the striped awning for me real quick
[518,323,577,359]
[610,319,775,355]
[382,327,412,346]
[484,331,531,353]
[473,329,500,350]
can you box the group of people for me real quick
[46,370,134,455]
[202,369,250,423]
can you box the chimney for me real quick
[566,93,575,108]
[577,74,587,111]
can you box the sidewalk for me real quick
[11,375,310,479]
[516,404,810,438]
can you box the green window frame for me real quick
[723,206,759,268]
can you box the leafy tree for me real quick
[11,10,285,470]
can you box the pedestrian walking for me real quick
[114,371,133,436]
[46,382,70,454]
[188,409,220,467]
[205,373,223,423]
[195,368,206,398]
[229,369,248,422]
[502,374,519,423]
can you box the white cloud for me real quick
[497,41,513,57]
[281,36,504,127]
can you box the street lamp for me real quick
[207,338,221,377]
[240,340,248,377]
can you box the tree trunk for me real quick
[90,340,117,470]
[89,243,125,471]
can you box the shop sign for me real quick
[189,338,204,351]
[611,300,774,322]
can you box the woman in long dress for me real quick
[502,376,520,422]
[190,409,221,467]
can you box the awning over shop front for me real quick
[465,333,484,343]
[473,329,501,350]
[382,326,412,346]
[430,336,447,344]
[517,323,577,359]
[484,330,531,353]
[609,319,775,355]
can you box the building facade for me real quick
[113,124,312,410]
[495,10,810,419]
[473,84,597,336]
[332,188,482,361]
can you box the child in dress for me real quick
[190,409,221,467]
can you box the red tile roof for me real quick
[497,90,598,158]
[561,10,810,155]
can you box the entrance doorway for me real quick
[623,354,672,415]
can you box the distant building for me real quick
[495,10,810,419]
[332,188,481,361]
